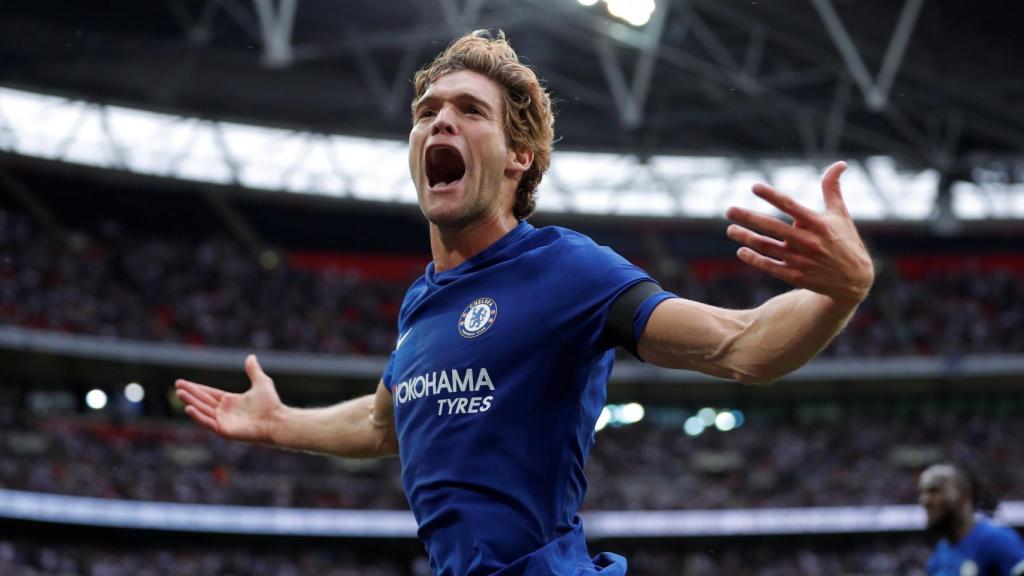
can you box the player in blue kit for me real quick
[175,31,875,575]
[920,463,1024,576]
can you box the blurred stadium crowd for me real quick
[3,401,1021,511]
[2,207,1023,358]
[0,539,413,576]
[0,208,404,355]
[0,536,934,576]
[2,200,1022,575]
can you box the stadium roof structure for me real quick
[1,0,1023,224]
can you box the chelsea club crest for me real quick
[459,297,497,338]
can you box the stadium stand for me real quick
[3,204,1023,359]
[3,0,1024,572]
[0,534,936,576]
[3,397,1021,511]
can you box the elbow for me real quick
[371,423,399,457]
[734,373,773,386]
[732,367,784,386]
[728,353,806,385]
[377,434,399,457]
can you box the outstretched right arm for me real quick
[175,355,398,459]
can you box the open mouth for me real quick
[425,145,466,189]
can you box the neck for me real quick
[948,511,976,544]
[429,210,518,272]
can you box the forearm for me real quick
[639,290,860,385]
[721,289,858,383]
[269,394,397,459]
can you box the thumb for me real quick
[821,160,848,213]
[245,354,272,387]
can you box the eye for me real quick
[417,109,435,120]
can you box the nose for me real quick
[430,104,459,137]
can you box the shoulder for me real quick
[397,274,429,326]
[925,550,939,573]
[526,226,654,300]
[975,520,1024,571]
[979,520,1024,548]
[537,225,603,250]
[530,225,638,269]
[925,542,947,574]
[512,224,598,255]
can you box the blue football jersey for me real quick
[927,520,1024,576]
[383,221,674,575]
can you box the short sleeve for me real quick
[633,290,676,341]
[382,350,397,391]
[545,233,663,353]
[987,526,1024,575]
[602,281,677,358]
[383,279,422,392]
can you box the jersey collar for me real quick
[425,220,534,287]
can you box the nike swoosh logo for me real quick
[396,329,413,350]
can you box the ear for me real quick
[505,146,534,179]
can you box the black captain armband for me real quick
[603,281,664,360]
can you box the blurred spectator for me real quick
[0,208,405,355]
[0,536,935,576]
[2,402,1021,511]
[620,539,932,576]
[3,207,1022,358]
[585,405,1024,510]
[0,417,406,509]
[0,539,413,576]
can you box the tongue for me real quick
[434,177,462,188]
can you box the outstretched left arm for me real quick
[637,161,875,384]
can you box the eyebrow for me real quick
[412,91,495,116]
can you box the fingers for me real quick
[176,385,222,435]
[736,247,801,285]
[726,206,814,245]
[176,379,226,401]
[181,383,221,410]
[245,354,272,388]
[750,183,820,227]
[184,405,220,432]
[727,224,788,261]
[821,160,848,214]
[189,382,227,401]
[177,387,217,420]
[174,380,228,433]
[176,385,214,416]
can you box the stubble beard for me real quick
[421,172,505,231]
[925,510,959,538]
[422,190,489,231]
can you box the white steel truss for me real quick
[5,86,1022,223]
[126,0,1024,189]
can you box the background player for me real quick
[919,462,1024,575]
[175,30,874,575]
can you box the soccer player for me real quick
[919,463,1024,576]
[175,31,875,575]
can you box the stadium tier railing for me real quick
[0,488,1020,538]
[2,325,1023,384]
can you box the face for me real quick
[918,465,966,532]
[409,70,528,230]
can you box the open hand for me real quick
[725,161,875,307]
[175,354,282,444]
